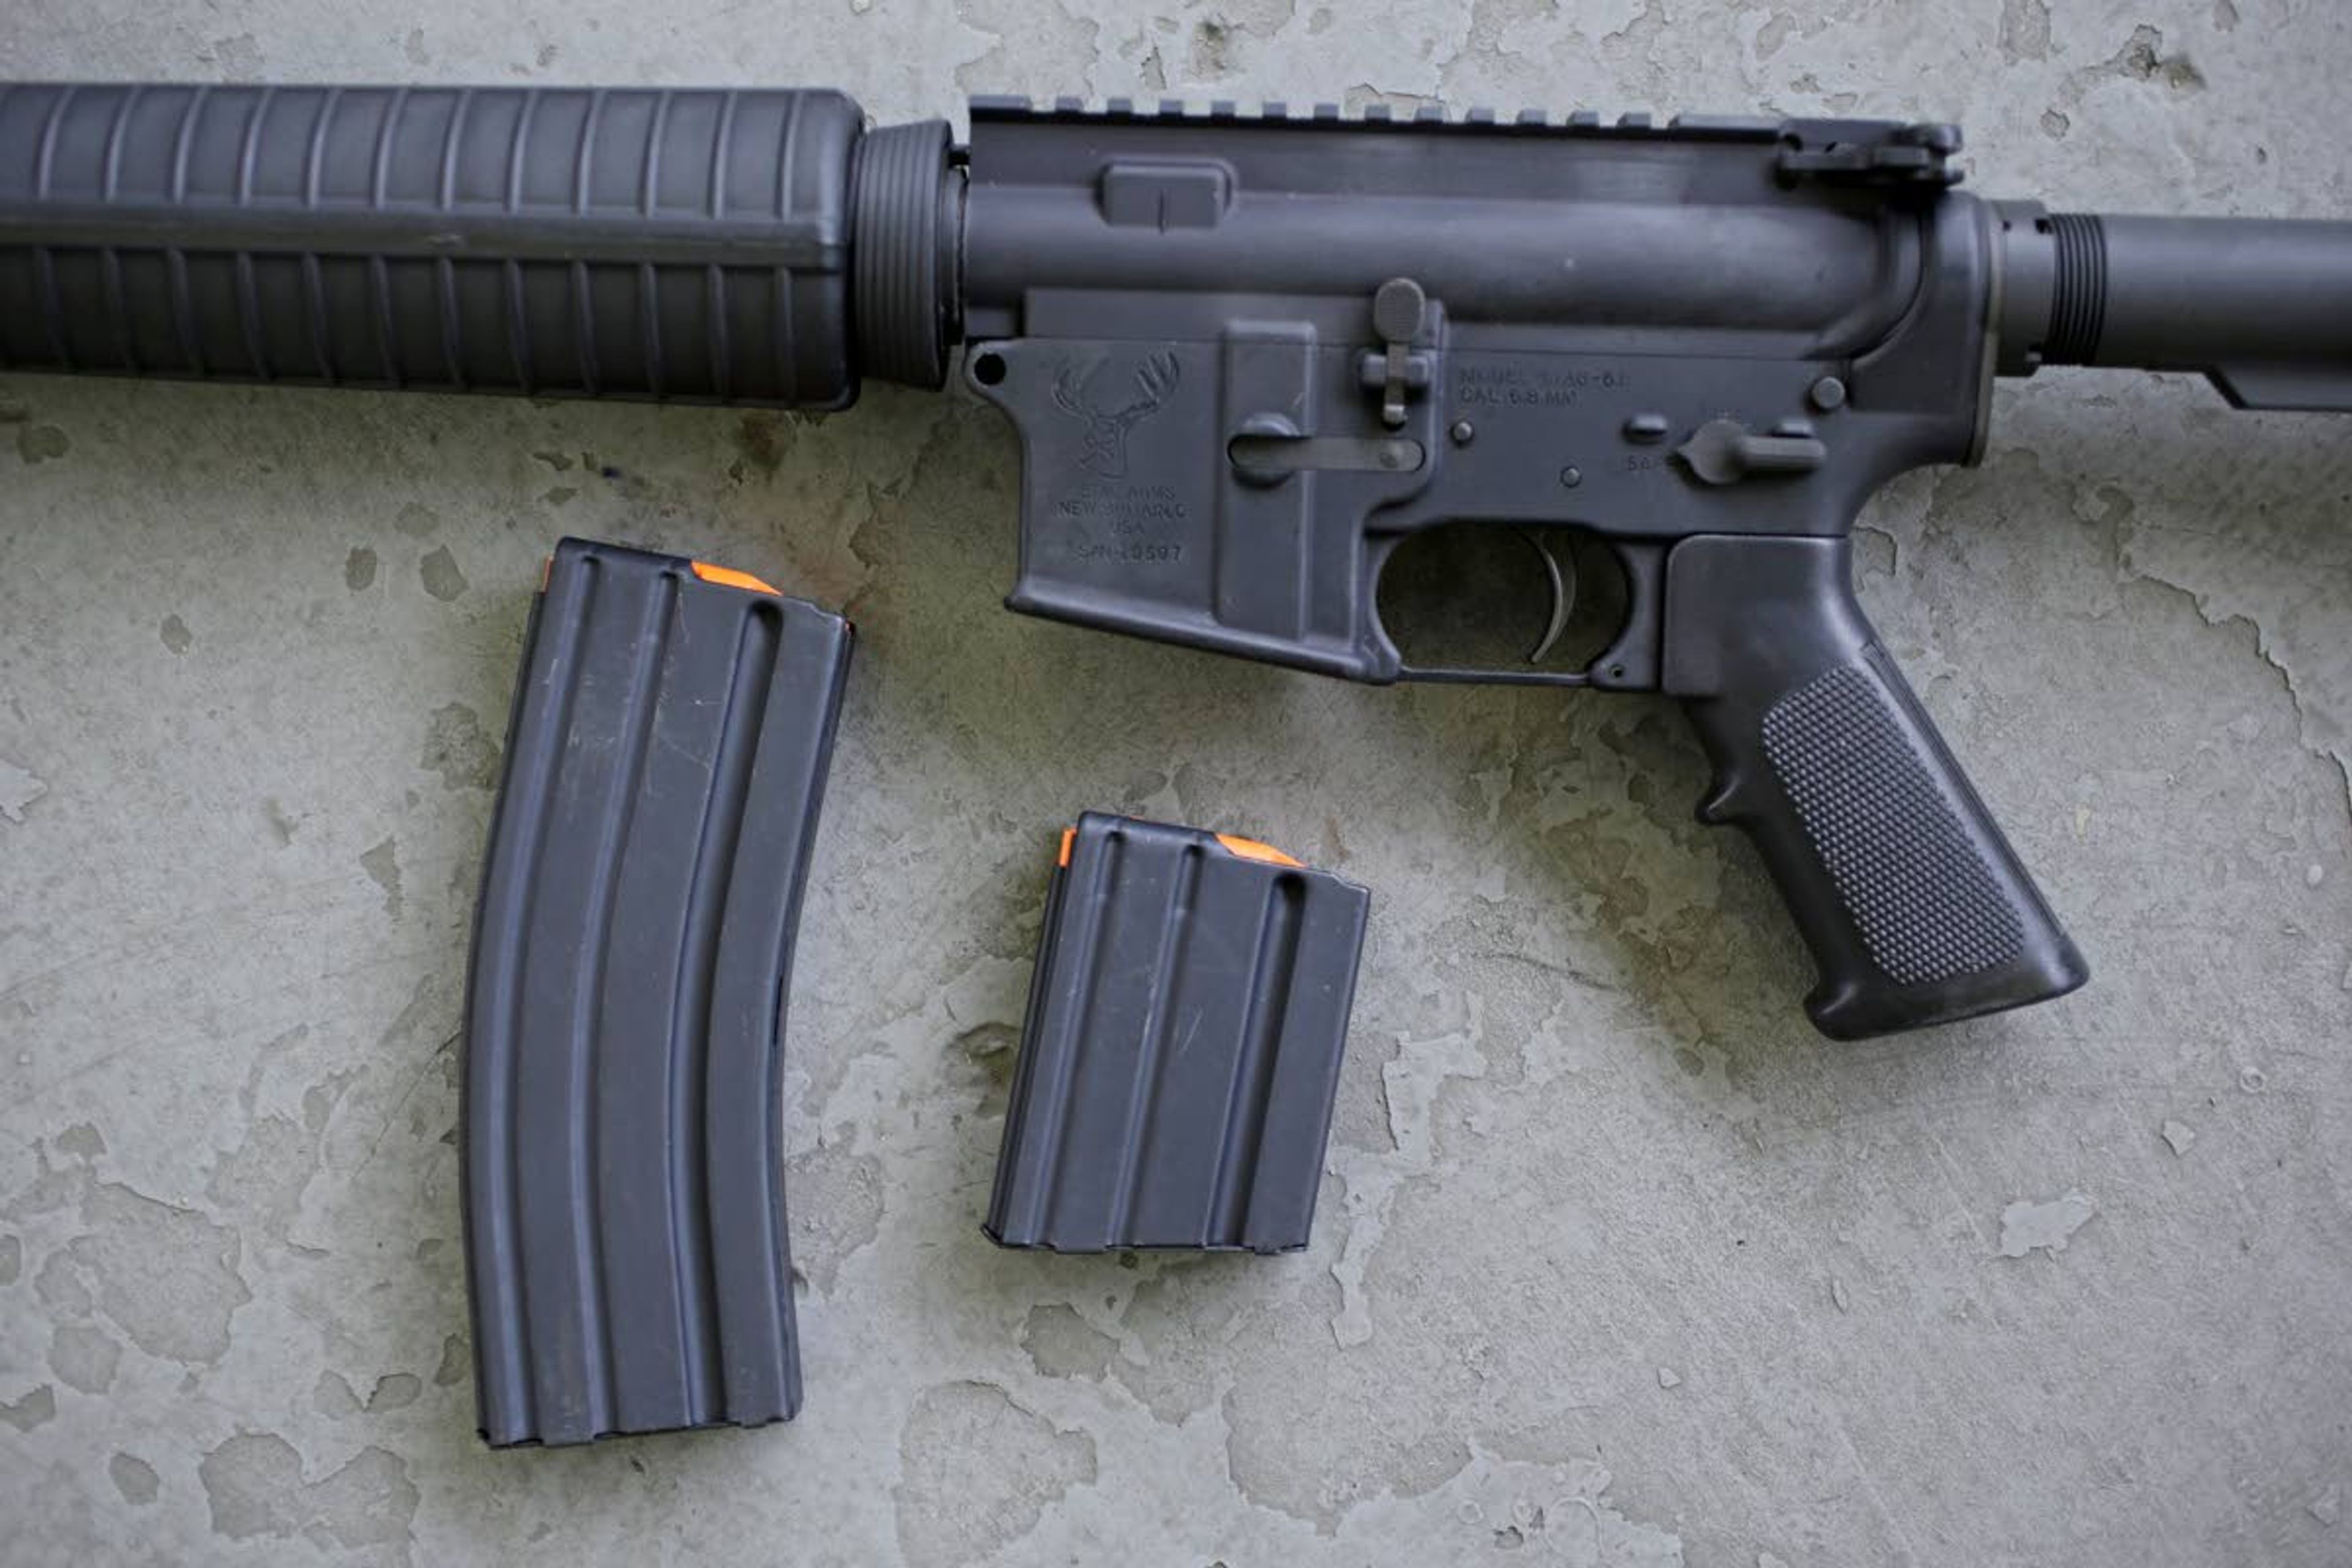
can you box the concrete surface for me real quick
[2,2,2349,1564]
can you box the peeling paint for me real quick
[1329,993,1488,1347]
[205,1059,358,1250]
[197,1432,419,1551]
[894,1382,1097,1568]
[313,1370,362,1418]
[418,545,470,601]
[50,1321,122,1393]
[2114,517,2352,816]
[418,701,501,791]
[1021,1303,1118,1381]
[1996,0,2049,65]
[1332,1446,1682,1564]
[32,1249,94,1316]
[360,837,403,919]
[368,1372,421,1412]
[784,1142,884,1295]
[0,1383,57,1432]
[2058,23,2206,107]
[67,1182,253,1363]
[109,1452,160,1506]
[1997,1192,2097,1258]
[0,757,49,823]
[1108,1267,1238,1424]
[954,0,1100,99]
[17,424,70,464]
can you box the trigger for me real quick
[1521,529,1573,665]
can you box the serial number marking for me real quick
[1072,541,1186,564]
[1053,483,1190,567]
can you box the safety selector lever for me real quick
[1360,277,1433,428]
[1675,418,1827,485]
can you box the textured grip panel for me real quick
[1762,665,2024,985]
[0,83,863,404]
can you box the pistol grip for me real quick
[1664,535,2087,1039]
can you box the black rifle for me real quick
[3,83,2346,1036]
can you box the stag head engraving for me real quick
[1052,352,1182,478]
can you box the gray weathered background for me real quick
[2,2,2348,1563]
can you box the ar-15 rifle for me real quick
[3,83,2346,1036]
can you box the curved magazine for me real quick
[461,537,851,1446]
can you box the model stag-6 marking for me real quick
[4,85,2348,1036]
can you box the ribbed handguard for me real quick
[0,83,913,404]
